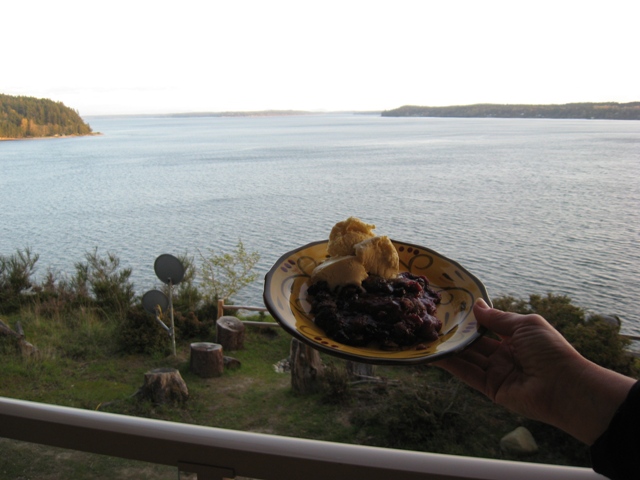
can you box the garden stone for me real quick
[500,426,538,455]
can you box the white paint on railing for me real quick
[0,396,605,480]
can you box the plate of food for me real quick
[263,217,490,365]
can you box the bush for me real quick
[564,316,636,376]
[31,269,84,318]
[492,293,584,333]
[320,362,351,405]
[73,249,135,320]
[199,240,260,304]
[118,306,171,355]
[173,311,213,340]
[349,375,475,452]
[0,248,39,313]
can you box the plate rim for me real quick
[263,239,490,365]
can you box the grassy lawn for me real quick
[0,309,596,479]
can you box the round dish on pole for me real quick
[142,289,170,315]
[154,254,185,285]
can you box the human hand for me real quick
[436,299,635,444]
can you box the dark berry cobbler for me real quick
[307,272,442,349]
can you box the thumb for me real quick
[473,298,522,338]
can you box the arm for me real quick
[436,299,636,445]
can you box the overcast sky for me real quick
[2,0,638,116]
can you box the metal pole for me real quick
[169,279,176,356]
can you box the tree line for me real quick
[382,102,640,120]
[0,93,93,139]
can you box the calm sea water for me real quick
[1,114,639,334]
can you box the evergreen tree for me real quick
[0,93,93,139]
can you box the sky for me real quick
[2,0,639,116]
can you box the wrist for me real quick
[552,357,635,445]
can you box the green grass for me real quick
[0,309,598,478]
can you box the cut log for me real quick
[346,361,376,379]
[138,368,189,405]
[0,319,20,339]
[216,316,245,351]
[290,338,324,394]
[223,356,242,370]
[0,318,38,357]
[18,339,38,357]
[190,342,224,378]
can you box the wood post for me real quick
[290,338,324,395]
[216,316,245,351]
[190,342,224,378]
[138,368,189,405]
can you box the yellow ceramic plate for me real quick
[263,240,490,365]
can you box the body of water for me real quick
[1,114,639,334]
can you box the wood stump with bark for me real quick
[190,342,224,378]
[216,316,245,351]
[138,368,189,405]
[290,338,324,394]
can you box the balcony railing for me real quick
[0,396,603,480]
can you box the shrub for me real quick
[118,306,171,355]
[564,316,636,376]
[173,311,213,340]
[493,293,584,334]
[31,269,84,318]
[73,249,135,320]
[349,376,473,452]
[195,301,219,323]
[527,294,585,334]
[320,362,351,405]
[199,240,260,304]
[0,248,39,313]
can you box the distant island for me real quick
[382,102,640,120]
[0,94,94,140]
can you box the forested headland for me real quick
[382,102,640,120]
[0,94,94,139]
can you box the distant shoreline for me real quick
[83,110,383,119]
[85,110,319,119]
[84,103,640,121]
[0,132,102,142]
[382,102,640,120]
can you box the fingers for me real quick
[474,298,529,337]
[434,335,501,396]
[436,355,489,395]
[464,335,502,358]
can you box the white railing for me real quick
[217,299,270,319]
[217,299,279,328]
[0,396,604,480]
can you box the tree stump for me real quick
[190,342,224,378]
[216,316,245,351]
[346,361,376,380]
[290,338,324,394]
[138,368,188,405]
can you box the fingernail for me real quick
[475,298,489,309]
